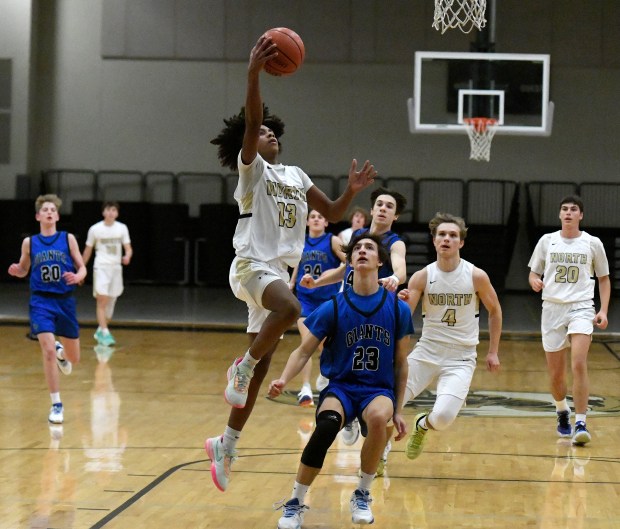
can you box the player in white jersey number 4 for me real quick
[394,212,502,463]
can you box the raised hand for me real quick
[347,159,377,195]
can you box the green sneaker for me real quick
[94,329,104,344]
[406,412,429,460]
[102,331,116,346]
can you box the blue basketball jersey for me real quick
[304,287,414,390]
[30,232,76,296]
[343,228,402,288]
[296,233,341,311]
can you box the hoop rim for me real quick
[463,117,498,125]
[463,117,498,132]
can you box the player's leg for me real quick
[226,260,300,407]
[545,348,569,402]
[93,267,116,345]
[207,332,279,492]
[359,396,392,475]
[402,351,439,460]
[542,303,573,436]
[352,396,391,525]
[38,331,64,423]
[247,279,300,358]
[407,351,473,460]
[277,397,344,528]
[39,332,60,394]
[569,333,592,444]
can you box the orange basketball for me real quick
[263,27,305,76]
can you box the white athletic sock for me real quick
[418,415,429,431]
[222,426,241,453]
[291,481,309,503]
[554,399,570,413]
[358,471,374,491]
[575,413,586,424]
[50,392,61,404]
[240,351,259,369]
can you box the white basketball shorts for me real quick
[541,300,595,352]
[93,265,124,298]
[229,256,289,333]
[405,340,477,402]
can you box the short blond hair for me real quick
[429,212,468,240]
[35,194,62,213]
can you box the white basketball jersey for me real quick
[419,259,480,347]
[528,230,609,303]
[86,220,131,267]
[233,152,314,268]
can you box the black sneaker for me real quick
[556,410,572,437]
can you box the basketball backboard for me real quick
[407,51,553,136]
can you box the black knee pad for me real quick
[300,410,342,469]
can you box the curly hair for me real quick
[210,104,285,171]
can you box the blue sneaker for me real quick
[275,498,308,529]
[556,410,572,437]
[350,488,374,524]
[572,421,591,445]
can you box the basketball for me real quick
[263,27,305,76]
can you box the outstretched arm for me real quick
[268,331,322,397]
[474,267,502,372]
[240,35,278,166]
[301,263,346,289]
[306,159,377,223]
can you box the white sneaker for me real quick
[297,385,314,407]
[224,357,254,408]
[55,341,72,375]
[316,373,329,391]
[48,403,64,424]
[350,488,374,524]
[276,498,308,529]
[205,435,237,492]
[341,418,360,446]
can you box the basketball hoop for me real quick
[463,117,497,162]
[433,0,487,34]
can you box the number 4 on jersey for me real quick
[441,308,457,326]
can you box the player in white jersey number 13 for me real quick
[204,32,377,493]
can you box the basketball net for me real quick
[463,117,497,162]
[433,0,487,34]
